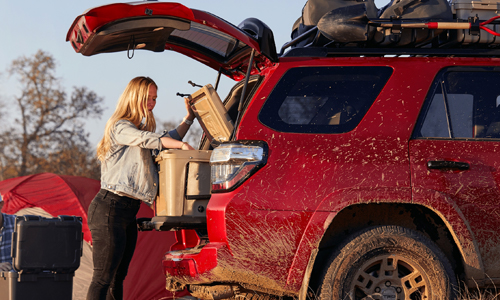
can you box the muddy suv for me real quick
[68,2,500,299]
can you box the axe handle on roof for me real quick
[369,16,500,36]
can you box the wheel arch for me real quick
[305,203,482,295]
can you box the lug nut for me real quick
[385,281,391,287]
[198,206,205,212]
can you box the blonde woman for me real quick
[86,76,194,300]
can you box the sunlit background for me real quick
[0,0,389,147]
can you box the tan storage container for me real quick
[155,149,212,218]
[451,0,500,44]
[190,84,234,144]
[452,0,500,19]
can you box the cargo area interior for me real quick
[150,76,261,232]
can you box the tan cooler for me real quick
[153,149,212,230]
[190,84,234,144]
[451,0,500,44]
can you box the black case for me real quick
[11,215,83,272]
[0,215,83,300]
[0,272,73,300]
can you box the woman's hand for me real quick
[181,142,195,150]
[175,97,196,139]
[184,97,196,120]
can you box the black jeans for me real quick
[86,189,141,300]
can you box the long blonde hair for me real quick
[97,76,158,162]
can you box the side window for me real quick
[258,67,393,134]
[420,94,473,138]
[414,69,500,139]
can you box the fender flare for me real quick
[290,187,484,298]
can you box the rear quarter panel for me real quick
[207,57,500,292]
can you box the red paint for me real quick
[66,2,273,80]
[170,230,200,251]
[162,57,500,293]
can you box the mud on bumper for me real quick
[162,242,291,298]
[163,242,227,289]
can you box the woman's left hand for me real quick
[181,142,195,150]
[184,97,196,119]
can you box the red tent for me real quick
[0,173,180,300]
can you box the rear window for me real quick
[413,67,500,139]
[258,66,393,133]
[170,22,247,61]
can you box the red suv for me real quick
[68,2,500,299]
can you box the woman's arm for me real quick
[115,120,195,150]
[114,120,163,149]
[160,136,194,150]
[176,97,196,139]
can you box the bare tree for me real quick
[0,50,103,180]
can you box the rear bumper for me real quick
[161,193,301,296]
[162,241,296,297]
[162,242,230,287]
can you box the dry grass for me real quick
[187,283,500,300]
[459,290,499,300]
[458,280,500,300]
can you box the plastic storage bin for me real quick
[451,0,500,44]
[190,84,234,144]
[452,0,500,20]
[153,150,212,230]
[0,272,73,300]
[12,215,82,272]
[0,215,82,300]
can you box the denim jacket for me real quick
[100,120,181,204]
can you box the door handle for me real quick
[427,160,470,171]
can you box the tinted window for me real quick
[258,67,393,133]
[414,68,500,139]
[170,22,246,61]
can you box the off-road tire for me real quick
[317,225,457,300]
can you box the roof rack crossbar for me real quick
[281,46,500,58]
[279,27,319,56]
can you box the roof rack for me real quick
[282,45,500,58]
[279,11,500,58]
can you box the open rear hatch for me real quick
[67,2,277,230]
[66,1,277,80]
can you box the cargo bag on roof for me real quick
[291,0,379,46]
[373,0,453,46]
[291,0,453,47]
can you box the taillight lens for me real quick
[210,141,268,192]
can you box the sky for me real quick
[0,0,388,147]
